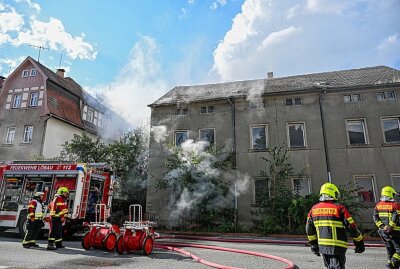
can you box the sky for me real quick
[0,0,399,128]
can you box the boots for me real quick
[47,242,57,250]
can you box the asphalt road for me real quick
[0,229,388,269]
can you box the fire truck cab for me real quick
[0,162,113,237]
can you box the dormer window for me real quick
[22,70,29,77]
[30,69,37,77]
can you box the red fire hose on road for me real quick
[156,242,296,269]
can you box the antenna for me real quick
[8,63,12,76]
[29,44,49,62]
[58,54,63,69]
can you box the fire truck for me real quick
[0,162,113,237]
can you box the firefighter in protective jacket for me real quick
[374,186,400,269]
[306,182,365,269]
[47,187,69,250]
[22,192,45,248]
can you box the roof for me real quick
[150,66,400,107]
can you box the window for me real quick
[23,126,33,143]
[355,175,376,203]
[176,108,188,116]
[392,175,400,191]
[5,127,16,144]
[292,177,311,196]
[287,122,306,147]
[382,117,400,143]
[22,70,29,77]
[174,131,189,146]
[199,128,215,145]
[254,178,269,205]
[86,108,94,123]
[12,94,22,108]
[344,94,361,103]
[377,91,396,101]
[29,92,39,107]
[251,125,267,149]
[346,119,368,145]
[286,98,302,106]
[200,106,214,114]
[30,69,37,77]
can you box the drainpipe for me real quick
[318,92,331,183]
[227,98,237,228]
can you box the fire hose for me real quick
[155,235,385,269]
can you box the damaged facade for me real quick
[0,56,117,161]
[147,66,400,227]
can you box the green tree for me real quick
[156,142,234,230]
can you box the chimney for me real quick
[56,68,65,78]
[267,72,274,79]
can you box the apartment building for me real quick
[147,66,400,226]
[0,56,115,161]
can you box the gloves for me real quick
[378,228,392,242]
[309,240,320,256]
[354,240,365,253]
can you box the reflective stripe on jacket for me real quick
[50,195,68,218]
[373,201,400,230]
[27,199,44,219]
[306,201,363,255]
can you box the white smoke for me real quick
[150,125,168,143]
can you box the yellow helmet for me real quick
[57,187,69,195]
[381,186,396,199]
[320,183,340,200]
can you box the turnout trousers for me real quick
[322,254,346,269]
[48,217,63,247]
[23,219,42,246]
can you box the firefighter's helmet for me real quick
[34,192,44,198]
[57,187,69,195]
[381,186,396,199]
[320,183,340,200]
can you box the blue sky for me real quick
[1,0,399,127]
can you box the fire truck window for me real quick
[67,191,75,211]
[1,176,24,211]
[23,181,45,203]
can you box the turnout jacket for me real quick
[49,195,68,219]
[27,199,44,220]
[373,200,400,232]
[306,201,363,255]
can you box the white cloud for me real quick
[99,36,168,128]
[15,0,41,13]
[188,0,194,4]
[0,56,25,75]
[13,17,97,60]
[0,7,24,33]
[210,0,228,11]
[212,0,400,82]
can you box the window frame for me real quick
[354,174,377,203]
[176,108,189,116]
[253,177,269,205]
[29,92,39,107]
[344,93,361,103]
[86,108,94,123]
[381,116,400,143]
[199,128,215,145]
[200,106,214,114]
[286,98,302,106]
[346,119,369,145]
[377,91,396,101]
[250,124,268,150]
[22,70,29,77]
[174,130,189,146]
[287,122,307,148]
[5,127,16,144]
[29,69,37,77]
[291,176,311,196]
[12,94,22,108]
[22,126,34,144]
[391,174,400,191]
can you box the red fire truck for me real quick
[0,162,113,237]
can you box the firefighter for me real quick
[22,192,45,248]
[47,187,69,250]
[374,186,400,269]
[306,182,365,269]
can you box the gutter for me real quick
[318,92,331,182]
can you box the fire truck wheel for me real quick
[81,231,91,250]
[116,234,125,254]
[142,236,154,256]
[18,212,28,238]
[103,232,117,252]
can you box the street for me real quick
[0,229,388,269]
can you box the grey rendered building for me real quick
[147,66,400,227]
